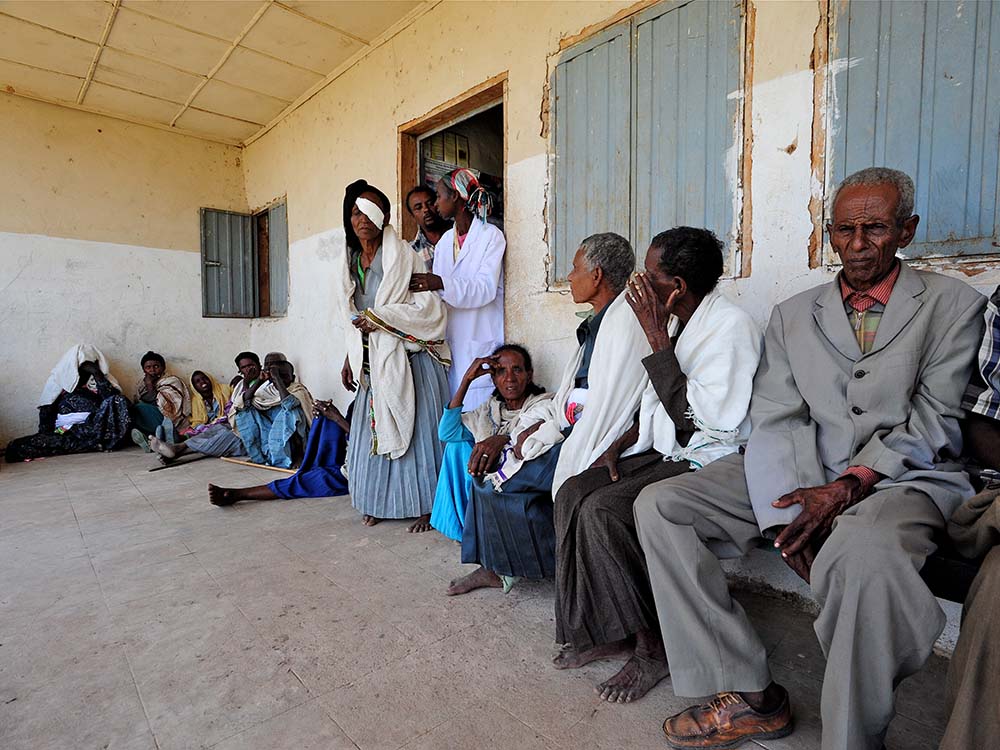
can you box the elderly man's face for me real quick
[567,247,600,304]
[827,183,918,291]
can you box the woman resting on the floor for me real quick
[207,400,350,506]
[6,344,132,462]
[180,371,232,437]
[442,344,566,596]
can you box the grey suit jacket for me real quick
[745,261,987,532]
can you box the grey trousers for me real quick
[634,453,946,750]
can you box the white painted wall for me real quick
[0,233,250,444]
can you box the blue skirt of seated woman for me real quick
[268,414,350,499]
[430,406,474,542]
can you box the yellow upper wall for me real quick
[0,93,247,252]
[241,0,638,242]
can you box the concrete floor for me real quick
[0,450,950,750]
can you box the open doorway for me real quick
[398,74,506,241]
[418,104,504,228]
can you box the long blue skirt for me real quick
[430,441,474,542]
[269,416,349,499]
[347,351,449,519]
[461,444,562,579]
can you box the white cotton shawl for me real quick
[337,224,451,459]
[39,344,122,406]
[461,391,555,491]
[632,289,762,469]
[550,294,653,497]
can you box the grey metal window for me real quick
[200,201,288,318]
[827,0,1000,260]
[550,0,745,283]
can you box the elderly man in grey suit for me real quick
[633,167,986,750]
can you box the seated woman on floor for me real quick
[130,351,191,450]
[430,345,550,543]
[552,227,762,705]
[338,179,451,533]
[233,360,314,469]
[150,352,260,463]
[6,344,131,462]
[207,400,350,506]
[180,370,232,437]
[447,234,638,596]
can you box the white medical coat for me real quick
[432,218,506,411]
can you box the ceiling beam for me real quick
[1,89,242,147]
[77,0,121,104]
[243,1,441,147]
[168,0,274,127]
[272,1,371,46]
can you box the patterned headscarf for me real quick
[448,168,493,223]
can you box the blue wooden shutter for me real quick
[551,23,631,282]
[632,0,743,260]
[200,208,256,317]
[830,0,1000,258]
[267,202,289,316]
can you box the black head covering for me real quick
[140,350,165,367]
[343,179,391,255]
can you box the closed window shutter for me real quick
[830,0,1000,258]
[632,0,743,260]
[200,208,255,318]
[268,202,289,317]
[552,23,631,282]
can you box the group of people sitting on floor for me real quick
[7,165,1000,749]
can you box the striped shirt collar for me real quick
[839,260,901,309]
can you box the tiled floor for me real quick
[0,450,949,749]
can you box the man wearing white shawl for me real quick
[338,180,451,533]
[444,233,638,596]
[551,228,761,706]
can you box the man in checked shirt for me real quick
[941,283,1000,750]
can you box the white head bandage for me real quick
[356,196,385,228]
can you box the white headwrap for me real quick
[39,344,121,406]
[356,197,385,228]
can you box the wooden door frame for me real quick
[397,73,508,241]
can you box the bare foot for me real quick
[208,484,238,507]
[446,566,503,596]
[149,436,177,462]
[362,515,382,527]
[596,652,670,703]
[552,638,633,670]
[407,513,432,533]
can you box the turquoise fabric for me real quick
[130,402,163,436]
[430,406,474,542]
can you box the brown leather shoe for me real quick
[662,688,793,748]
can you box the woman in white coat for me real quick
[409,168,505,412]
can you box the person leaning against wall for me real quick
[632,167,986,750]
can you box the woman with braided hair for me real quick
[409,168,506,412]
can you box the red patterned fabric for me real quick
[841,465,880,494]
[839,261,900,312]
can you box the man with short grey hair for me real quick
[634,167,986,749]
